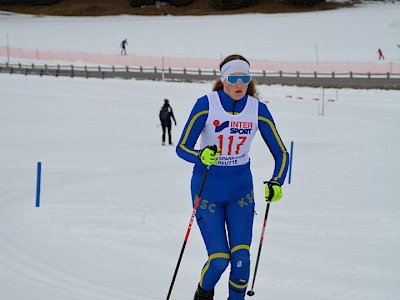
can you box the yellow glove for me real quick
[264,180,283,202]
[199,145,221,166]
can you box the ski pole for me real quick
[166,165,210,300]
[247,201,271,297]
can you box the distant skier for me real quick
[159,98,177,146]
[377,48,385,60]
[120,39,128,55]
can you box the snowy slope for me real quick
[1,2,400,62]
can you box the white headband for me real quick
[220,59,250,80]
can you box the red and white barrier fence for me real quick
[1,47,399,74]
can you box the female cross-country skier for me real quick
[176,54,289,300]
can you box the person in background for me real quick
[159,98,177,146]
[176,54,289,300]
[120,39,128,55]
[378,48,385,60]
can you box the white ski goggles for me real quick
[222,74,252,85]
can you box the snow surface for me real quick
[1,2,400,300]
[1,1,400,62]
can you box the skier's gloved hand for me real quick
[199,145,221,166]
[264,180,283,202]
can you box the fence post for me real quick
[125,66,130,79]
[36,162,42,207]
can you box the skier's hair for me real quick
[212,54,260,100]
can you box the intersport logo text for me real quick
[214,120,253,134]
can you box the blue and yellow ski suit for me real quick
[176,90,288,300]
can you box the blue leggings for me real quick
[191,169,255,300]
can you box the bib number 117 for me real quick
[217,135,247,156]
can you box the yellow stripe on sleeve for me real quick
[258,116,288,181]
[179,110,209,156]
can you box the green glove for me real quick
[264,180,283,202]
[199,145,221,166]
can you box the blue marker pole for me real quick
[36,162,42,207]
[288,141,294,184]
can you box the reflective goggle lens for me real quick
[226,75,252,85]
